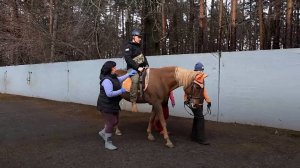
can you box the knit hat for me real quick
[194,62,204,71]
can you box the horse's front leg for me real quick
[157,105,174,148]
[146,109,156,141]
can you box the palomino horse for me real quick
[116,66,206,148]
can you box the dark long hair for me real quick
[100,61,116,80]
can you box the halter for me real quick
[185,81,203,109]
[184,80,211,116]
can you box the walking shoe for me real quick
[197,140,210,145]
[191,138,210,145]
[105,134,118,150]
[98,130,105,141]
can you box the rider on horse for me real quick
[123,29,149,112]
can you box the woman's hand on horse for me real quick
[120,88,127,93]
[128,70,137,76]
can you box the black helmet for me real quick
[131,29,142,37]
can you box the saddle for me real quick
[122,68,150,97]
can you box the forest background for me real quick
[0,0,299,66]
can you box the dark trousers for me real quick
[191,107,206,142]
[102,112,119,133]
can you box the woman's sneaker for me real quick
[98,130,105,141]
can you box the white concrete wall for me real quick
[0,68,6,92]
[5,65,33,97]
[219,49,300,130]
[0,49,299,131]
[30,63,69,101]
[67,59,124,105]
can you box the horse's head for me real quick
[184,73,207,109]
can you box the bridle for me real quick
[185,81,203,109]
[184,80,211,116]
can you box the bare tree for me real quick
[161,0,167,55]
[296,0,300,47]
[265,0,272,49]
[230,0,237,51]
[258,0,265,49]
[49,0,57,62]
[273,0,281,49]
[198,0,206,52]
[188,0,195,53]
[0,0,299,66]
[286,0,294,48]
[142,0,160,56]
[218,0,223,51]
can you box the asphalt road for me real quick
[0,94,299,168]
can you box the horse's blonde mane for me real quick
[175,67,202,89]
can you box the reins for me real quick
[184,103,212,117]
[184,80,211,117]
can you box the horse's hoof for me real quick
[165,142,174,148]
[115,129,122,136]
[131,103,138,112]
[148,134,155,141]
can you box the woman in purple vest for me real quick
[97,61,136,150]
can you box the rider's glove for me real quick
[120,88,127,93]
[128,70,137,77]
[138,67,144,72]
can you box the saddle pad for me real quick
[122,78,132,92]
[121,68,150,92]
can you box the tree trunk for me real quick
[286,0,294,48]
[161,0,167,55]
[125,6,132,41]
[218,0,223,51]
[188,0,195,53]
[296,1,300,47]
[121,9,125,39]
[11,0,20,65]
[273,0,281,49]
[169,1,179,54]
[248,0,253,50]
[230,0,237,51]
[209,0,216,52]
[258,0,265,50]
[49,0,53,34]
[198,0,206,52]
[240,0,246,50]
[50,0,57,62]
[265,0,273,49]
[143,0,160,56]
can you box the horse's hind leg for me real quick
[146,108,156,141]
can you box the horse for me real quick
[116,66,206,148]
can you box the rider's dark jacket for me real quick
[123,41,149,71]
